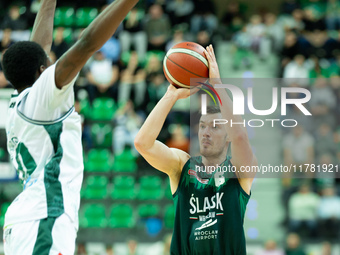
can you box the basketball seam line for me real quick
[168,48,209,67]
[163,57,190,88]
[165,55,208,83]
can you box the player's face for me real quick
[198,113,228,157]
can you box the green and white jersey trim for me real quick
[17,99,75,126]
[5,89,83,228]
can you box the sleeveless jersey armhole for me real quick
[238,182,251,222]
[239,184,251,200]
[172,158,190,199]
[237,165,251,221]
[229,157,251,199]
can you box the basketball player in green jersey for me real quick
[135,45,257,255]
[2,0,138,254]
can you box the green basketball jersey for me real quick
[170,156,250,255]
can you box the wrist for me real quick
[209,77,222,85]
[164,90,179,102]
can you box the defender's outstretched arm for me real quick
[30,0,57,54]
[55,0,138,89]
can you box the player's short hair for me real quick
[206,105,221,115]
[199,105,221,116]
[195,106,221,123]
[2,41,47,90]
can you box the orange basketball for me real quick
[163,42,209,88]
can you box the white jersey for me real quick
[4,63,83,229]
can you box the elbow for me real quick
[134,136,147,153]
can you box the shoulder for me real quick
[176,149,191,169]
[30,63,57,90]
[185,155,203,168]
[41,63,57,79]
[25,63,57,95]
[166,147,190,177]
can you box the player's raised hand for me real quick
[204,44,221,82]
[166,84,200,100]
[166,84,191,100]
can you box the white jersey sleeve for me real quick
[19,62,78,121]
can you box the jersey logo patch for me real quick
[195,219,217,230]
[188,169,209,184]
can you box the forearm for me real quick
[135,92,178,150]
[30,0,56,53]
[204,45,247,141]
[217,87,248,141]
[80,0,138,53]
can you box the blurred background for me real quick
[0,0,340,254]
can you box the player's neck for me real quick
[201,153,227,169]
[17,85,31,94]
[201,144,229,169]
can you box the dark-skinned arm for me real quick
[55,0,138,89]
[30,0,56,54]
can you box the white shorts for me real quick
[3,213,77,255]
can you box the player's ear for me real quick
[39,65,46,74]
